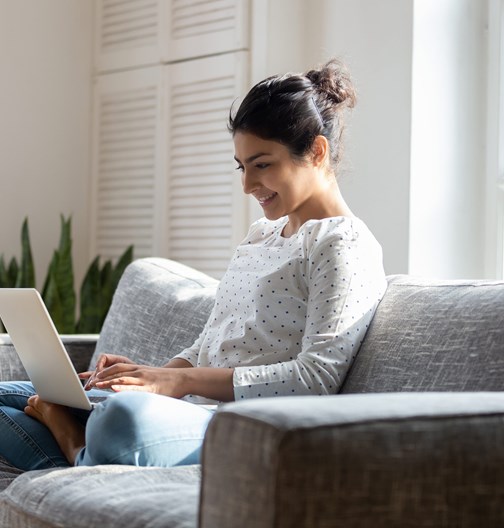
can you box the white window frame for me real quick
[486,0,504,278]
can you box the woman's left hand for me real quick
[92,364,188,398]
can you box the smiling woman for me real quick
[0,59,387,471]
[230,59,356,236]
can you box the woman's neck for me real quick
[282,182,354,238]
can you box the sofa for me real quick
[1,257,504,528]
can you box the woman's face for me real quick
[233,132,331,229]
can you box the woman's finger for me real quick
[95,376,146,389]
[95,354,110,370]
[110,384,148,392]
[97,363,138,380]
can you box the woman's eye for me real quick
[235,165,244,172]
[255,163,270,170]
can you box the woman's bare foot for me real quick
[24,395,85,465]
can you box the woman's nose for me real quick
[241,171,255,194]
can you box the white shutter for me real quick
[91,66,165,261]
[163,0,249,62]
[95,0,162,72]
[95,0,249,71]
[164,52,249,278]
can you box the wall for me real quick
[409,0,487,278]
[0,0,489,284]
[250,0,414,274]
[0,0,93,291]
[256,0,487,278]
[304,0,414,275]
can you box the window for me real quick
[486,0,504,278]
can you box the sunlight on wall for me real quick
[409,0,486,278]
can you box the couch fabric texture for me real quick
[341,276,504,393]
[200,392,504,528]
[1,258,504,527]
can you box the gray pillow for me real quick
[89,258,218,369]
[340,275,504,393]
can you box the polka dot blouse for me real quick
[174,215,387,404]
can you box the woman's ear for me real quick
[311,135,330,168]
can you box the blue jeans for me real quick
[0,381,213,470]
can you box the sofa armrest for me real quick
[0,334,98,382]
[0,335,28,381]
[199,392,504,528]
[60,335,99,374]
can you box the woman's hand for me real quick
[79,353,136,390]
[92,363,188,398]
[92,364,236,402]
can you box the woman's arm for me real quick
[176,367,235,401]
[163,357,194,368]
[88,362,235,402]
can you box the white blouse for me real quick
[173,216,387,404]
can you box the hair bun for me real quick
[305,59,356,109]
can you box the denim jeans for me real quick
[0,381,214,470]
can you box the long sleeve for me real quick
[171,216,386,405]
[232,218,386,399]
[171,315,212,366]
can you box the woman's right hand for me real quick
[79,353,136,390]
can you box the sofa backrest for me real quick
[94,262,504,394]
[89,258,218,369]
[340,275,504,393]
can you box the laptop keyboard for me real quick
[89,396,108,404]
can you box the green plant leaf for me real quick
[111,245,134,293]
[0,256,5,331]
[42,251,58,301]
[98,245,134,328]
[7,257,19,288]
[100,260,113,326]
[0,256,7,288]
[77,256,102,334]
[2,216,134,335]
[15,218,35,288]
[43,265,64,333]
[54,215,76,333]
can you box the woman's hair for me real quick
[228,58,356,172]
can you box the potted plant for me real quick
[0,216,133,334]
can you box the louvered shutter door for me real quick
[91,66,165,261]
[96,0,249,71]
[163,0,249,62]
[96,0,162,72]
[165,52,249,278]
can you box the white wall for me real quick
[256,0,488,278]
[0,0,489,285]
[410,0,487,278]
[268,0,414,275]
[0,0,93,290]
[249,0,413,274]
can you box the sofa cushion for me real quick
[0,335,29,382]
[91,258,218,369]
[0,456,24,492]
[340,275,504,393]
[0,464,200,528]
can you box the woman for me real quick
[0,59,387,470]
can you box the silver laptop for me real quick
[0,288,106,410]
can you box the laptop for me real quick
[0,288,107,411]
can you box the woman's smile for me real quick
[256,191,278,207]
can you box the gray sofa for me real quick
[1,257,504,527]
